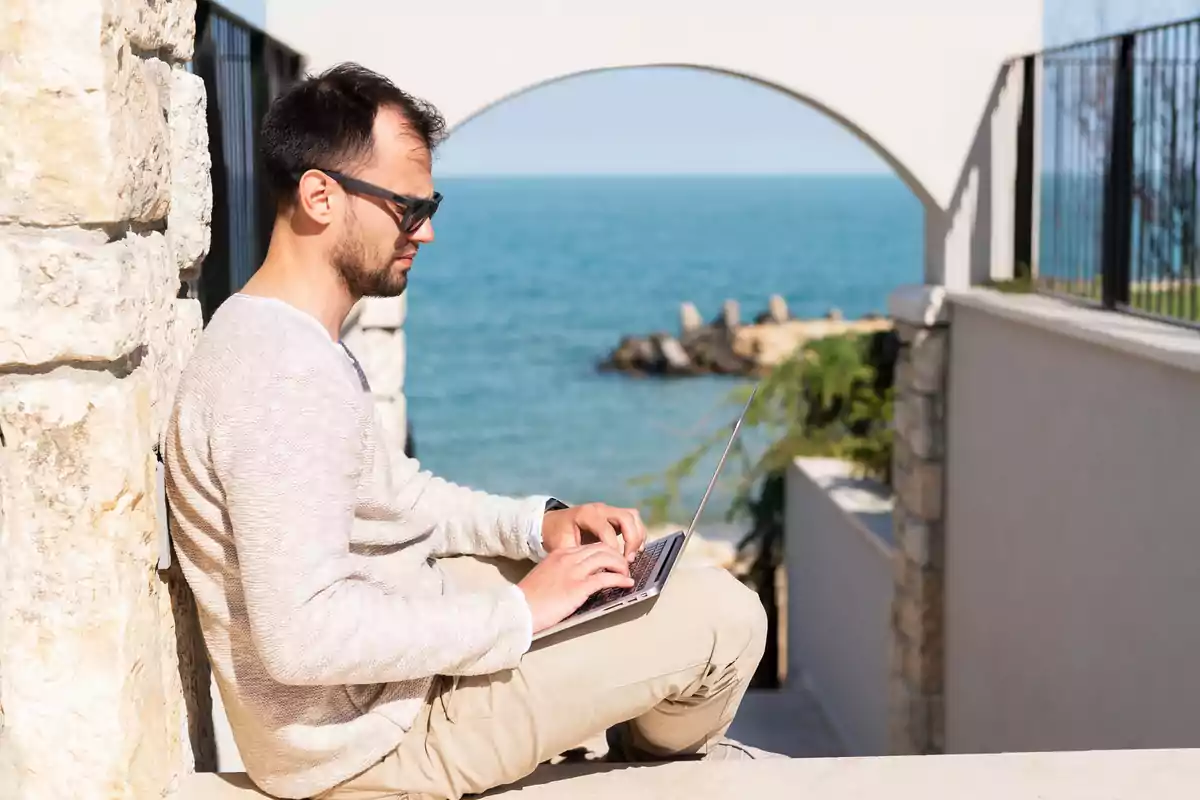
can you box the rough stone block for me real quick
[146,298,204,447]
[0,229,175,367]
[123,0,199,61]
[895,441,944,522]
[348,294,409,330]
[894,355,914,395]
[894,390,944,461]
[168,68,212,279]
[907,329,948,394]
[891,548,910,592]
[344,328,406,397]
[375,395,409,472]
[888,284,948,328]
[887,677,922,755]
[158,561,217,774]
[0,4,170,225]
[896,565,943,643]
[0,370,182,798]
[888,627,908,680]
[929,694,946,753]
[894,321,922,344]
[902,628,944,695]
[888,675,936,755]
[896,513,943,569]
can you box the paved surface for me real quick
[185,749,1200,799]
[728,683,845,758]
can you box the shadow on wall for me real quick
[162,563,218,771]
[927,59,1027,290]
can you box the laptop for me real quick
[533,385,758,641]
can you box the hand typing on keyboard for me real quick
[516,542,635,634]
[539,502,648,563]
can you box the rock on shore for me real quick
[598,295,892,377]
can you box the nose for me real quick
[410,217,434,244]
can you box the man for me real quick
[164,62,772,800]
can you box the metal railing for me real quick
[191,2,304,322]
[1022,16,1200,327]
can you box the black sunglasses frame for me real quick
[300,169,442,234]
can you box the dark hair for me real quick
[260,62,447,207]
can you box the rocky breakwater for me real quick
[598,295,893,377]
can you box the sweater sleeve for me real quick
[386,455,552,562]
[210,360,532,686]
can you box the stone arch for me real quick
[444,64,939,211]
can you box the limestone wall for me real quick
[342,295,408,465]
[0,1,214,797]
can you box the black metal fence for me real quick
[191,2,304,322]
[1026,16,1200,327]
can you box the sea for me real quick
[404,175,922,542]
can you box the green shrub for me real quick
[630,329,897,529]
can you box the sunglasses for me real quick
[303,169,442,234]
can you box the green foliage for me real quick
[630,331,896,527]
[986,275,1036,294]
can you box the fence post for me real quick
[1014,55,1037,281]
[1101,34,1136,308]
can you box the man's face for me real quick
[330,107,436,298]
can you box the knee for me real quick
[688,567,769,658]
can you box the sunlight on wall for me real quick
[432,67,891,177]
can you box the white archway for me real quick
[268,0,1043,222]
[447,64,939,211]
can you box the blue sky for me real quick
[432,0,1200,177]
[433,67,890,177]
[1044,0,1200,46]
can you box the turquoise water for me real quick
[404,175,922,537]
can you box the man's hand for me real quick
[517,543,636,633]
[541,502,648,563]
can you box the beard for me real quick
[331,219,408,298]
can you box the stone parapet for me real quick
[0,1,212,796]
[344,296,409,461]
[886,285,949,755]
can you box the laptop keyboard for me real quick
[573,536,670,614]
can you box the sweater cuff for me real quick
[525,496,567,562]
[508,583,534,654]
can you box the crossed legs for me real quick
[318,555,767,800]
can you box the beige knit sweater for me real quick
[163,295,550,799]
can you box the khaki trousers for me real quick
[317,555,767,800]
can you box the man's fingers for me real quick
[609,508,647,561]
[578,510,623,554]
[573,542,631,576]
[587,570,635,595]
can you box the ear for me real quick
[295,169,338,224]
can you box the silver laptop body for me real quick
[532,386,758,641]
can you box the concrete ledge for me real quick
[889,285,949,328]
[786,457,894,755]
[181,748,1200,799]
[794,456,894,553]
[950,288,1200,376]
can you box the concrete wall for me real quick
[943,290,1200,753]
[265,0,1043,289]
[785,458,895,756]
[0,1,215,797]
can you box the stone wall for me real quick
[343,295,408,465]
[0,1,214,797]
[886,285,949,755]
